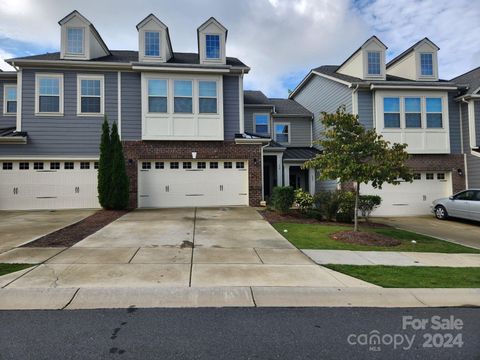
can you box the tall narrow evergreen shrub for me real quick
[109,122,130,209]
[98,117,112,208]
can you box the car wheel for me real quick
[435,205,448,220]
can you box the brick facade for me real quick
[122,140,262,208]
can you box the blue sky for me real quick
[0,0,478,97]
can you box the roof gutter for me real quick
[234,138,271,145]
[370,84,458,90]
[0,136,27,144]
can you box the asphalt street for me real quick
[0,307,479,359]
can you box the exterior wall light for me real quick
[192,151,197,159]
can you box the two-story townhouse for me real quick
[451,67,480,189]
[0,10,263,210]
[242,90,318,200]
[290,36,465,216]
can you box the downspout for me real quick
[351,84,360,115]
[260,143,269,202]
[460,99,468,189]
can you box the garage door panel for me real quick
[138,160,249,208]
[362,171,451,216]
[0,161,100,210]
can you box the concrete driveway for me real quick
[2,207,374,289]
[375,216,480,250]
[0,210,96,252]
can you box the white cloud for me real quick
[0,0,478,95]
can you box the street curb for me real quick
[0,287,479,310]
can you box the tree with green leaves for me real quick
[98,116,112,208]
[305,106,412,232]
[109,122,129,210]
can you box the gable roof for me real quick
[197,17,228,39]
[451,66,480,95]
[386,37,439,68]
[58,10,111,57]
[136,13,174,58]
[243,90,312,116]
[337,36,387,72]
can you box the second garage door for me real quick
[361,171,452,216]
[138,160,249,208]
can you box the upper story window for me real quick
[148,79,167,113]
[426,98,442,128]
[405,97,421,128]
[36,74,63,115]
[78,75,103,115]
[205,34,220,59]
[67,28,84,54]
[174,80,193,113]
[383,97,400,128]
[254,114,269,134]
[145,31,160,57]
[367,51,381,75]
[3,84,17,114]
[199,81,217,113]
[420,53,433,76]
[275,123,290,144]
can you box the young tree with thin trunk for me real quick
[305,107,412,232]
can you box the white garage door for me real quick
[138,160,249,208]
[361,171,452,216]
[0,160,100,210]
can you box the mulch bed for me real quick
[22,210,128,248]
[330,230,402,247]
[259,209,390,228]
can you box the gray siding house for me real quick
[0,11,263,210]
[243,90,318,199]
[290,36,467,216]
[451,67,480,188]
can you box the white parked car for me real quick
[432,189,480,221]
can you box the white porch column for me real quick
[284,164,290,186]
[276,153,283,187]
[308,168,316,195]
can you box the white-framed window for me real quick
[19,162,29,170]
[210,162,218,169]
[155,161,164,169]
[420,53,433,76]
[2,162,13,170]
[35,73,64,115]
[183,161,192,169]
[142,162,151,170]
[426,97,442,128]
[254,113,269,134]
[413,173,421,180]
[405,97,421,128]
[50,162,60,170]
[148,79,168,113]
[77,75,104,115]
[275,123,290,144]
[64,162,74,170]
[3,84,17,115]
[170,162,179,169]
[67,27,84,55]
[174,80,193,113]
[205,34,220,59]
[383,98,400,128]
[80,162,90,169]
[367,51,381,75]
[426,173,434,180]
[197,161,206,169]
[224,161,232,169]
[144,31,161,57]
[34,162,44,170]
[236,162,245,169]
[198,81,217,114]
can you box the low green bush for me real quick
[359,195,382,221]
[314,191,340,221]
[294,189,314,212]
[271,186,295,214]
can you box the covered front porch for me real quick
[262,145,320,200]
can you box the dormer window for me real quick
[67,27,84,54]
[206,34,220,59]
[145,31,160,57]
[420,53,433,76]
[367,51,381,75]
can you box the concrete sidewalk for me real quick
[303,250,480,267]
[0,286,478,310]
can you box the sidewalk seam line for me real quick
[61,288,80,310]
[128,247,141,263]
[409,290,428,306]
[253,248,264,264]
[249,287,257,307]
[189,207,197,287]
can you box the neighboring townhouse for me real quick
[290,36,466,216]
[243,90,318,199]
[451,67,480,188]
[0,10,262,210]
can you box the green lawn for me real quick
[273,222,480,253]
[0,264,32,277]
[325,265,480,288]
